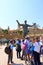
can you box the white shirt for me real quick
[33,42,41,53]
[24,39,29,44]
[40,41,43,46]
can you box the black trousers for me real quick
[33,51,40,65]
[17,51,21,58]
[8,54,13,63]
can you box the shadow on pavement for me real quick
[11,63,24,65]
[41,62,43,65]
[11,62,43,65]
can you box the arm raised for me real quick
[27,24,33,27]
[16,20,20,25]
[16,20,23,26]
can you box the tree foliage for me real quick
[2,29,8,34]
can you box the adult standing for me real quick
[7,40,14,65]
[24,37,31,64]
[33,37,41,65]
[40,36,43,61]
[16,38,21,58]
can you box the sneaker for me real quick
[11,61,14,63]
[25,61,27,65]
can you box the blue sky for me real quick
[0,0,43,29]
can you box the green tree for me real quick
[2,29,8,34]
[17,30,22,35]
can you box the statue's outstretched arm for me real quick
[16,20,20,25]
[27,24,33,27]
[16,20,23,26]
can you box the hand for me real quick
[16,20,20,24]
[33,23,36,26]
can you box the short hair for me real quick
[24,20,27,23]
[35,36,40,42]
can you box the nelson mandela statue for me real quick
[16,20,33,37]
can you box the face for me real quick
[35,37,39,42]
[26,37,30,40]
[13,40,14,44]
[41,36,43,43]
[24,20,27,24]
[11,40,14,45]
[41,36,43,41]
[32,38,35,43]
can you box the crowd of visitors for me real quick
[4,36,43,65]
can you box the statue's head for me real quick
[24,20,27,24]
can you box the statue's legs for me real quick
[22,32,28,38]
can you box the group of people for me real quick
[6,36,43,65]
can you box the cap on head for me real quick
[25,35,30,40]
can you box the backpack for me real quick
[16,44,21,52]
[30,45,34,51]
[21,43,26,50]
[4,46,11,54]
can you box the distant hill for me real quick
[0,28,43,39]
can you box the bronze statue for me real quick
[16,20,33,37]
